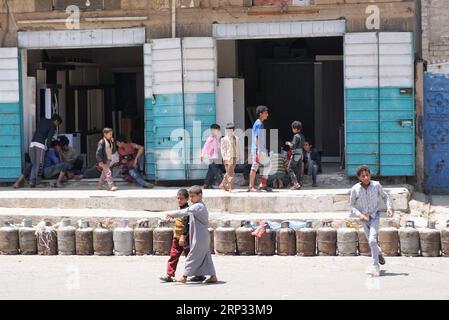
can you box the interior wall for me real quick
[217,40,238,78]
[236,37,343,155]
[26,46,145,158]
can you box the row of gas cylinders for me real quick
[213,220,449,257]
[0,218,177,256]
[1,219,448,257]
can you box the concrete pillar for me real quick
[414,60,424,192]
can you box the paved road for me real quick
[1,255,448,300]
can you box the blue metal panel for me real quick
[184,93,216,180]
[379,87,415,176]
[150,93,187,181]
[424,72,449,194]
[345,88,379,176]
[144,99,155,179]
[0,102,21,181]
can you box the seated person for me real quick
[43,140,70,188]
[234,163,251,187]
[116,134,154,189]
[303,139,322,187]
[57,135,84,177]
[267,150,289,189]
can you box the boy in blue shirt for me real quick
[43,140,70,188]
[249,105,272,192]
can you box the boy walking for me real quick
[249,105,271,192]
[160,189,206,283]
[349,165,393,277]
[201,124,223,189]
[96,128,118,191]
[285,121,304,190]
[29,114,62,188]
[166,186,217,284]
[220,123,239,192]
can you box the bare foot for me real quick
[108,185,118,192]
[12,183,21,189]
[176,276,187,284]
[203,275,218,284]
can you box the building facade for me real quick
[0,0,422,184]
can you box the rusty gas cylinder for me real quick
[76,220,94,255]
[57,218,76,255]
[296,220,316,256]
[255,223,276,256]
[419,227,441,257]
[134,219,153,255]
[441,220,449,257]
[357,228,371,256]
[93,223,113,256]
[0,221,19,255]
[19,218,37,255]
[153,220,173,256]
[215,221,236,255]
[209,228,214,254]
[37,221,57,255]
[113,219,134,256]
[317,221,337,256]
[379,226,399,256]
[236,221,255,256]
[276,221,296,256]
[337,227,358,256]
[399,220,420,257]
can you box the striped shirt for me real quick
[349,180,392,219]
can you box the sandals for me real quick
[160,275,174,283]
[189,276,207,282]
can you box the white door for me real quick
[0,47,21,180]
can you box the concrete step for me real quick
[0,185,411,213]
[0,207,407,229]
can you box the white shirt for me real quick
[349,180,392,219]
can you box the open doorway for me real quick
[25,46,144,170]
[217,37,344,171]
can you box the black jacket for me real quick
[32,118,56,147]
[303,148,322,173]
[181,203,190,237]
[95,138,117,164]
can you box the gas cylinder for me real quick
[357,228,371,256]
[37,221,57,255]
[19,218,37,255]
[399,220,420,257]
[255,223,276,256]
[209,228,214,254]
[134,219,153,255]
[337,228,358,256]
[236,221,255,256]
[113,219,134,256]
[57,218,76,255]
[76,220,94,255]
[0,221,19,255]
[419,227,441,257]
[276,221,296,256]
[214,221,236,255]
[379,226,399,256]
[153,220,173,256]
[296,220,316,256]
[317,221,337,256]
[441,220,449,257]
[93,223,113,256]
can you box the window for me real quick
[52,0,121,10]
